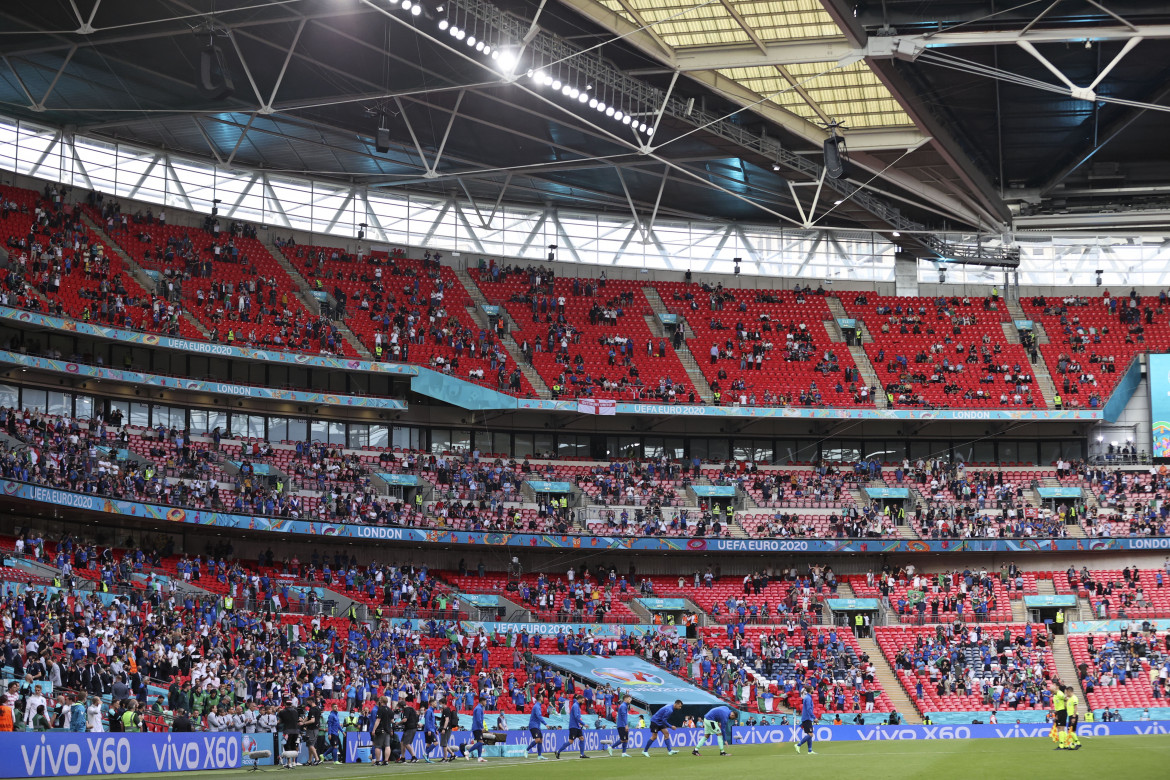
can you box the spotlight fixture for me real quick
[475,41,484,51]
[401,0,412,10]
[467,36,476,46]
[605,106,615,116]
[613,110,624,121]
[596,101,606,112]
[551,79,562,90]
[577,92,588,103]
[588,98,598,108]
[411,5,421,15]
[438,19,448,29]
[497,50,517,71]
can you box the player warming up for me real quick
[608,694,633,757]
[556,695,590,759]
[794,686,817,755]
[527,699,549,760]
[693,705,736,756]
[459,698,487,763]
[643,700,683,757]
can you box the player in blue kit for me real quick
[794,686,817,755]
[459,698,487,763]
[643,700,683,757]
[555,695,590,759]
[422,702,438,763]
[608,694,633,757]
[526,700,549,759]
[693,705,736,756]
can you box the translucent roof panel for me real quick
[716,60,916,129]
[593,0,915,131]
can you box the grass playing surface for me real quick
[66,735,1170,780]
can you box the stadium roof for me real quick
[1,0,1170,243]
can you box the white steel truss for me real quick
[0,113,1166,287]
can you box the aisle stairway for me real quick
[82,212,212,339]
[642,286,714,402]
[81,212,161,296]
[263,235,372,359]
[454,267,551,398]
[847,345,889,408]
[1052,634,1088,703]
[856,637,922,723]
[1004,298,1057,405]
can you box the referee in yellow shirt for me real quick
[1060,685,1082,750]
[1049,682,1066,745]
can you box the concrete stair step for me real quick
[846,345,888,408]
[454,269,551,398]
[856,637,922,724]
[1052,636,1088,702]
[824,319,845,343]
[82,212,212,338]
[1001,321,1022,345]
[639,289,714,403]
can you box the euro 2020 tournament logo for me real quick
[240,735,258,756]
[592,668,665,685]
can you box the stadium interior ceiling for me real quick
[2,0,1170,261]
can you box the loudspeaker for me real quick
[198,45,235,101]
[376,127,391,153]
[823,136,849,180]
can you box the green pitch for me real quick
[71,736,1170,780]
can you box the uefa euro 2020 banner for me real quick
[0,732,275,778]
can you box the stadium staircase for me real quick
[81,212,164,299]
[81,211,214,340]
[263,236,373,359]
[827,295,888,408]
[1005,299,1058,406]
[1011,598,1028,623]
[896,522,921,540]
[823,317,845,343]
[641,286,714,402]
[454,267,551,398]
[856,637,922,723]
[1052,635,1089,703]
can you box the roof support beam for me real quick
[1040,78,1170,195]
[1,54,40,110]
[664,24,1170,73]
[262,17,307,114]
[36,45,77,110]
[459,172,511,230]
[917,23,1170,47]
